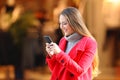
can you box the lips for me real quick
[63,30,67,34]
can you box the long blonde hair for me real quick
[60,7,100,78]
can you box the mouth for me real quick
[63,29,67,33]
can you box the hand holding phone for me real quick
[44,36,54,55]
[44,36,61,55]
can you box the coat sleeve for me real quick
[46,37,66,72]
[55,38,97,76]
[46,55,57,72]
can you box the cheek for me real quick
[60,25,62,29]
[67,25,73,31]
[68,27,75,34]
[70,28,74,32]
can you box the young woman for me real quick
[45,7,100,80]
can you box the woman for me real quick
[45,7,100,80]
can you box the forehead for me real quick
[59,15,67,22]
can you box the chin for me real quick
[65,33,75,37]
[65,34,70,37]
[65,33,68,36]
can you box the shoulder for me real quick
[83,36,97,49]
[81,36,97,44]
[76,36,97,50]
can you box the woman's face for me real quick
[59,15,74,37]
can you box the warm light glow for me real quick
[105,0,120,3]
[103,0,120,27]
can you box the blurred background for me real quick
[0,0,120,80]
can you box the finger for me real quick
[49,43,53,46]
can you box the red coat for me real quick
[46,36,97,80]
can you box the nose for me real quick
[60,24,63,29]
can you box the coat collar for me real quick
[59,36,89,59]
[59,36,89,52]
[65,33,82,42]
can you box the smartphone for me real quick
[43,36,53,43]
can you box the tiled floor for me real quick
[0,65,120,80]
[24,66,51,80]
[94,67,120,80]
[24,66,120,80]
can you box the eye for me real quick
[62,22,67,25]
[59,21,68,27]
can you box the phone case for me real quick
[43,36,53,43]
